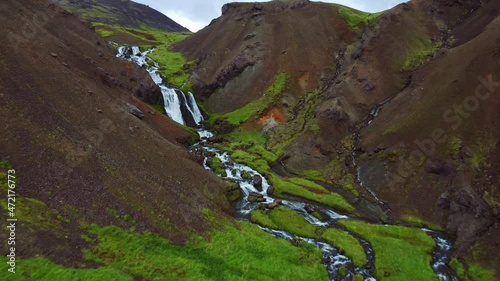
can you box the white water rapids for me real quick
[116,45,459,281]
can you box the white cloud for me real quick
[162,9,206,32]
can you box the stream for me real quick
[117,46,459,281]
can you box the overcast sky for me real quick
[134,0,406,32]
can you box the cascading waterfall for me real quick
[116,45,459,281]
[116,46,203,127]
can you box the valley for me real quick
[0,0,498,280]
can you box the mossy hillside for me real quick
[269,175,355,213]
[338,220,437,280]
[94,23,191,45]
[212,73,288,126]
[401,35,438,71]
[402,215,444,231]
[82,221,327,281]
[0,257,133,281]
[333,4,383,29]
[266,89,321,158]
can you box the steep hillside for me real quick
[175,0,499,278]
[174,0,364,114]
[52,0,189,32]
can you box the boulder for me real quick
[424,159,454,176]
[125,103,144,119]
[267,199,282,209]
[132,75,162,104]
[248,192,265,203]
[253,175,263,190]
[267,185,275,196]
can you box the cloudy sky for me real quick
[134,0,406,32]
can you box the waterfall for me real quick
[116,46,204,127]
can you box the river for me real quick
[117,46,460,281]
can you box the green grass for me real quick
[449,258,466,280]
[338,220,437,280]
[301,170,324,181]
[0,257,133,280]
[402,215,444,231]
[268,207,319,238]
[468,263,496,281]
[231,150,272,175]
[250,210,279,229]
[269,175,355,213]
[221,73,288,125]
[93,23,191,45]
[82,221,327,281]
[288,178,327,192]
[251,208,368,269]
[320,228,367,267]
[401,37,437,71]
[334,4,383,28]
[147,44,193,91]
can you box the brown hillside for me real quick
[174,0,358,113]
[0,0,230,266]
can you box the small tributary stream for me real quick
[117,46,459,281]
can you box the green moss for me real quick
[402,215,444,231]
[147,44,193,92]
[334,4,383,28]
[0,257,133,280]
[288,178,327,192]
[321,228,367,267]
[353,274,364,281]
[231,150,271,175]
[469,137,497,170]
[209,157,226,176]
[268,207,318,238]
[338,220,436,280]
[269,175,355,213]
[341,173,359,196]
[468,263,496,281]
[301,170,324,182]
[83,221,327,281]
[449,258,466,280]
[250,209,279,229]
[93,23,191,45]
[402,36,438,71]
[448,136,462,157]
[222,73,288,125]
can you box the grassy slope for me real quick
[338,220,437,280]
[333,4,383,29]
[0,221,328,281]
[250,207,367,268]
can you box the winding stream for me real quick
[117,46,459,281]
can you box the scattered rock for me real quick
[267,199,282,209]
[244,33,257,40]
[50,52,58,58]
[96,109,103,113]
[125,103,144,119]
[248,192,265,203]
[424,159,454,176]
[304,204,315,213]
[446,188,493,252]
[267,185,274,195]
[253,175,263,190]
[61,62,68,67]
